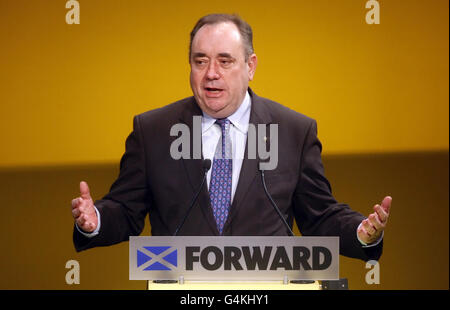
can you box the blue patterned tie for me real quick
[209,118,232,235]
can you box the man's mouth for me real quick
[204,87,224,97]
[205,87,223,92]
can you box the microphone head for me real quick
[203,159,212,172]
[258,158,269,171]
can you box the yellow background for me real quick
[0,0,448,291]
[0,0,448,167]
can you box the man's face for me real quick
[190,22,257,119]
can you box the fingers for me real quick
[359,217,382,244]
[76,213,87,226]
[76,214,89,228]
[381,196,392,214]
[75,214,95,232]
[71,197,82,209]
[357,223,379,244]
[362,218,377,236]
[362,212,384,238]
[85,222,96,231]
[71,197,87,219]
[373,195,391,224]
[374,204,388,223]
[71,197,85,214]
[70,191,97,233]
[360,196,392,244]
[74,209,97,233]
[368,213,383,231]
[72,207,81,218]
[357,224,371,241]
[79,181,92,200]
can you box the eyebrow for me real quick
[192,52,234,59]
[192,52,207,58]
[218,53,233,58]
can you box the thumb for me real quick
[79,181,92,201]
[381,196,392,214]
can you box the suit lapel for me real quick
[224,89,273,230]
[179,98,220,235]
[178,90,273,235]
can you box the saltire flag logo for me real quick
[137,246,178,271]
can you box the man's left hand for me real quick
[357,196,392,245]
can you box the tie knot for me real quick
[216,118,230,130]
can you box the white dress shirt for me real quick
[201,91,251,202]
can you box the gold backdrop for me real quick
[0,0,448,290]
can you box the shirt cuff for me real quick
[357,222,384,248]
[75,206,101,238]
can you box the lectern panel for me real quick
[130,236,339,281]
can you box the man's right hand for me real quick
[71,181,98,233]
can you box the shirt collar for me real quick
[201,91,251,134]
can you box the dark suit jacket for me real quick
[74,88,382,261]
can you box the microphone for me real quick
[259,162,295,237]
[173,159,211,236]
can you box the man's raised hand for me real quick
[357,196,392,245]
[71,181,98,233]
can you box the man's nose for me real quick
[206,62,220,80]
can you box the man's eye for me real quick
[220,60,231,65]
[195,60,207,65]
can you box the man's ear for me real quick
[247,54,258,81]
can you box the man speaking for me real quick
[71,14,391,261]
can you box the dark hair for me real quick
[189,13,254,62]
